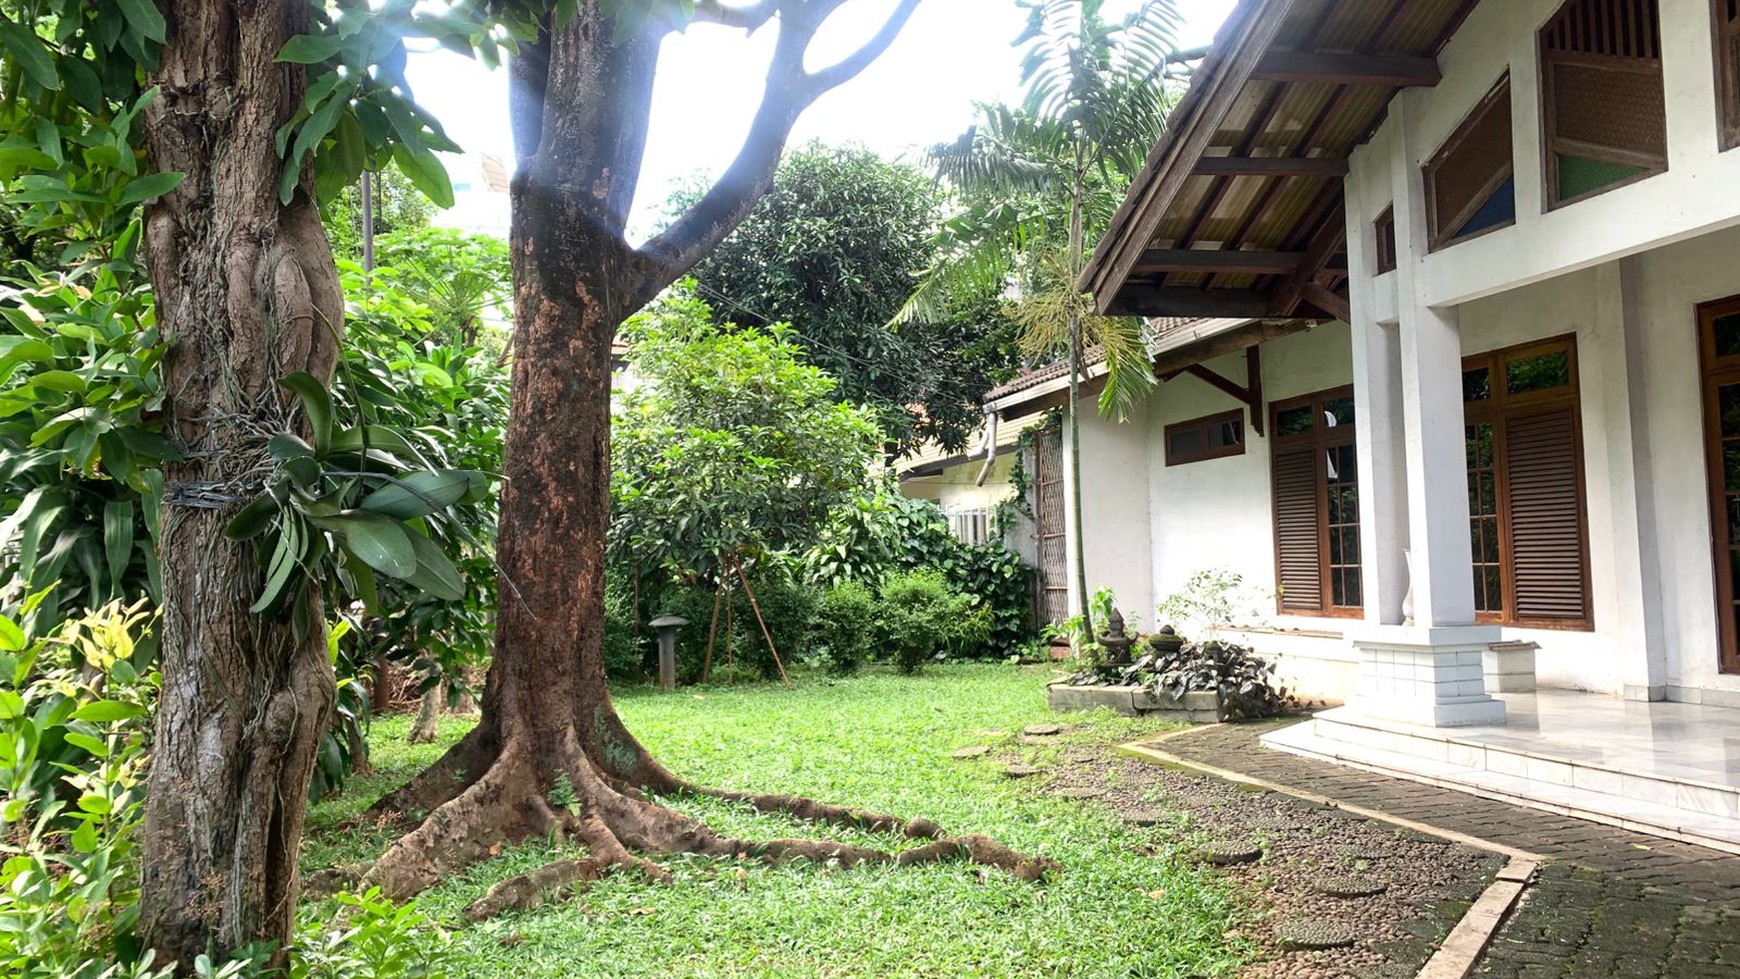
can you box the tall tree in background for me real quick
[362,1,1051,914]
[682,142,1019,456]
[901,0,1181,641]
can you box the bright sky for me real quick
[404,0,1238,235]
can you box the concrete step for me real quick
[1261,716,1740,855]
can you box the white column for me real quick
[1610,257,1669,699]
[1344,167,1409,626]
[1342,91,1503,727]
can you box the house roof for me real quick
[894,410,1047,480]
[1080,0,1480,322]
[983,316,1273,418]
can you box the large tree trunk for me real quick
[137,0,341,968]
[358,1,1045,917]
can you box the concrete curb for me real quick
[1116,735,1541,979]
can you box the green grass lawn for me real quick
[306,664,1250,978]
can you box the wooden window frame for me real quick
[1538,0,1668,209]
[1696,295,1740,674]
[1374,205,1398,275]
[1270,386,1362,619]
[1424,75,1515,252]
[1163,409,1246,466]
[1462,335,1593,630]
[1715,0,1740,151]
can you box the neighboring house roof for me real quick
[480,153,511,194]
[984,317,1266,418]
[1079,0,1478,324]
[894,411,1046,480]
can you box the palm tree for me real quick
[900,0,1182,643]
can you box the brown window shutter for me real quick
[1273,446,1323,613]
[1503,407,1589,621]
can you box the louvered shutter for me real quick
[1273,447,1323,613]
[1504,408,1589,620]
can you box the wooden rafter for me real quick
[1150,320,1311,377]
[1135,249,1310,275]
[1270,207,1349,319]
[1101,286,1272,319]
[1162,346,1267,437]
[1252,51,1442,87]
[1191,156,1350,177]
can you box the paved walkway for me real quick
[1156,720,1740,979]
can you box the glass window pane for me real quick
[1484,566,1503,613]
[1324,397,1356,427]
[1721,384,1740,437]
[1276,406,1314,437]
[1169,429,1203,459]
[1714,314,1740,358]
[1506,350,1571,394]
[1463,367,1491,402]
[1343,528,1360,565]
[1209,418,1243,449]
[1483,518,1500,563]
[1453,176,1516,239]
[1557,154,1644,201]
[1342,568,1362,608]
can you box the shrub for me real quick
[603,575,645,684]
[1064,634,1295,720]
[878,570,985,674]
[812,580,877,675]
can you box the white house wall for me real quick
[1344,0,1740,310]
[1065,399,1156,632]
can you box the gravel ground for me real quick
[999,728,1506,979]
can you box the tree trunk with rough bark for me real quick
[358,2,1053,917]
[136,0,341,968]
[408,684,442,744]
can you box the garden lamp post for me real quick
[650,614,689,691]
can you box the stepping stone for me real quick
[1003,764,1044,778]
[952,746,991,759]
[1023,723,1062,736]
[1240,814,1294,832]
[1313,874,1388,899]
[1052,786,1107,800]
[1277,918,1359,950]
[1202,840,1263,866]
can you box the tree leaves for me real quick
[359,469,477,520]
[114,0,168,44]
[317,510,416,580]
[0,17,60,91]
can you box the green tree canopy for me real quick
[610,283,879,582]
[680,141,1019,456]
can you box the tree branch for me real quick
[803,0,921,94]
[693,0,779,30]
[635,0,922,302]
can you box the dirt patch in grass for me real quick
[991,723,1504,979]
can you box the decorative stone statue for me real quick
[1101,607,1133,665]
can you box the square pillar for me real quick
[1335,91,1503,727]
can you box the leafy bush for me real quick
[289,888,454,979]
[1065,634,1295,720]
[0,600,158,978]
[602,575,645,684]
[878,570,988,674]
[806,491,1033,659]
[812,580,876,676]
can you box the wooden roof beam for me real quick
[1192,155,1350,177]
[1134,249,1308,275]
[1101,287,1274,319]
[1253,51,1441,87]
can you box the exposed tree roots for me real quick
[360,726,1057,921]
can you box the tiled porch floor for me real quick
[1261,689,1740,852]
[1462,690,1740,788]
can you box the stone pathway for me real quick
[1156,720,1740,978]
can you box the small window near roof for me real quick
[1539,0,1667,206]
[1424,76,1515,250]
[1716,0,1740,149]
[1374,206,1397,274]
[1164,410,1245,466]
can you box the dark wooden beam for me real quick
[1102,286,1274,319]
[1191,155,1350,177]
[1150,319,1314,377]
[1253,51,1441,87]
[1301,282,1352,323]
[1134,249,1307,275]
[1270,206,1348,318]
